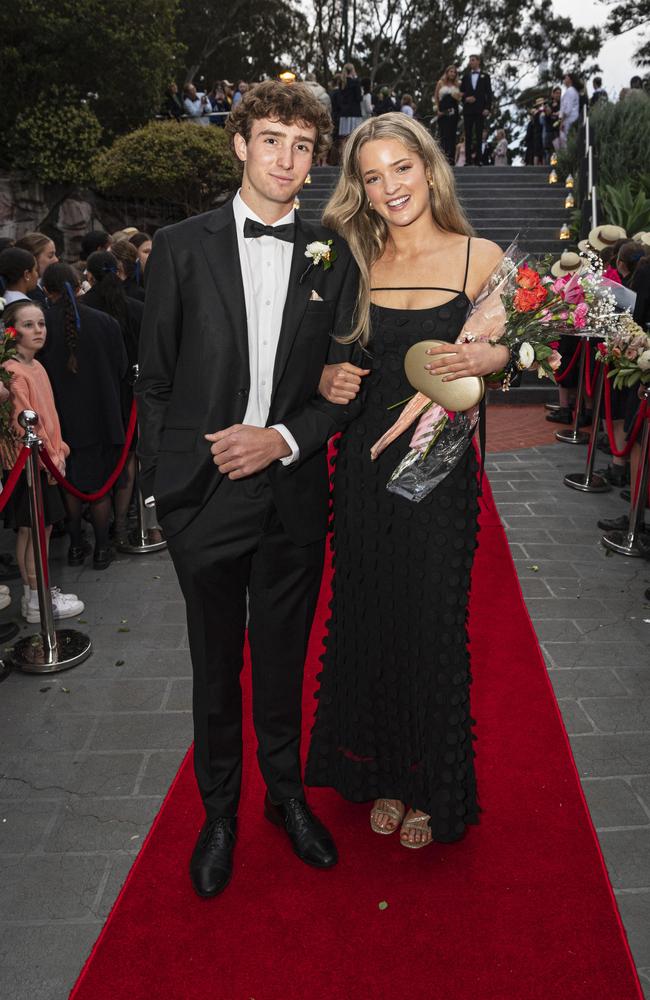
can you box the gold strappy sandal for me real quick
[400,810,433,849]
[370,799,405,835]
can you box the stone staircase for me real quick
[299,165,569,256]
[299,164,569,402]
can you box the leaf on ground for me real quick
[60,687,70,694]
[115,660,125,666]
[530,565,539,572]
[120,618,128,624]
[39,686,50,693]
[152,575,161,580]
[118,627,130,633]
[378,900,388,911]
[77,619,88,624]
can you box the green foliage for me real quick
[0,0,182,149]
[93,121,239,214]
[591,97,650,190]
[178,0,308,87]
[11,90,102,185]
[600,182,650,234]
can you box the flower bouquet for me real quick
[371,243,619,503]
[596,314,650,389]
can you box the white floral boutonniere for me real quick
[300,239,337,284]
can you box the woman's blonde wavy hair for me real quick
[323,113,473,345]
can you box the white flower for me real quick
[305,241,331,265]
[638,349,650,372]
[518,342,535,369]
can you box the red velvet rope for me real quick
[39,402,138,502]
[0,445,31,514]
[603,372,648,458]
[554,337,585,384]
[584,343,596,398]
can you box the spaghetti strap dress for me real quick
[305,239,481,841]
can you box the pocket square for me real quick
[310,290,323,301]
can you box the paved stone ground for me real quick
[0,441,648,999]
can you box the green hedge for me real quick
[93,121,239,215]
[591,97,650,190]
[12,91,102,185]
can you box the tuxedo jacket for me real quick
[460,71,493,116]
[135,201,360,544]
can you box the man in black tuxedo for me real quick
[460,54,493,166]
[136,81,361,897]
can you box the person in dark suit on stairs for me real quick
[460,54,493,166]
[136,80,363,898]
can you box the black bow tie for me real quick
[243,218,295,243]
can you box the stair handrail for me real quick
[580,104,598,233]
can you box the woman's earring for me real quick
[368,200,374,210]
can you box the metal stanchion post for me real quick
[9,411,92,674]
[564,358,611,492]
[116,366,166,555]
[602,389,650,557]
[556,339,590,445]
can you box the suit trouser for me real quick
[166,474,325,819]
[464,115,483,164]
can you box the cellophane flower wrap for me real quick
[596,313,650,389]
[373,242,619,503]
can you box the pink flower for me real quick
[560,310,569,320]
[562,275,586,305]
[539,309,552,324]
[552,276,569,295]
[573,302,589,329]
[548,349,562,371]
[625,346,639,361]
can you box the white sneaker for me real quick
[0,592,10,611]
[23,589,84,624]
[21,587,79,621]
[0,584,10,596]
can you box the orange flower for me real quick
[516,266,541,290]
[514,285,547,312]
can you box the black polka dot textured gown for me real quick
[305,294,481,842]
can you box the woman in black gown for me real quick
[305,114,507,849]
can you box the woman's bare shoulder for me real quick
[467,237,503,297]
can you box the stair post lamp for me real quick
[565,192,575,209]
[548,169,558,184]
[559,222,571,240]
[565,173,574,189]
[550,152,558,166]
[279,71,297,84]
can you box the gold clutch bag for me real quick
[404,340,485,411]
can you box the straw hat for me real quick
[633,231,650,248]
[550,251,587,278]
[587,224,627,251]
[577,238,592,254]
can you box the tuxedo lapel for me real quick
[271,214,314,393]
[200,202,249,373]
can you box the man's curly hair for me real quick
[225,80,332,163]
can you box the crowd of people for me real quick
[157,62,649,172]
[0,227,158,632]
[546,225,650,554]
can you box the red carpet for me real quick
[70,476,643,1000]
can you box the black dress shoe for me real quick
[68,542,91,566]
[264,794,338,869]
[595,465,627,488]
[189,817,237,898]
[93,546,114,570]
[545,406,573,424]
[0,621,20,643]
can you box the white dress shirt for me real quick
[471,71,480,90]
[3,290,30,305]
[560,86,580,128]
[232,190,299,464]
